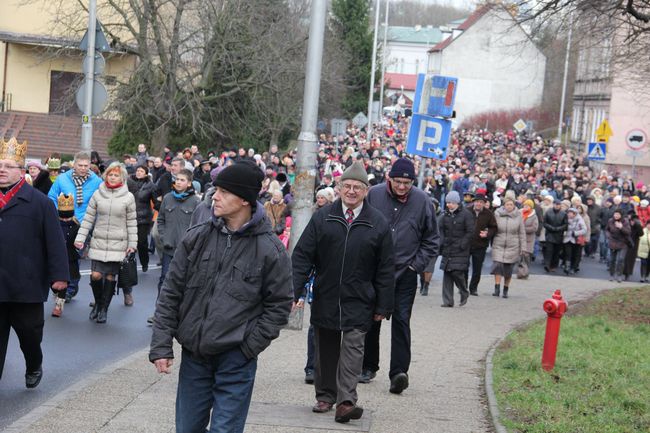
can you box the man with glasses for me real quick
[361,157,439,395]
[1,138,69,388]
[48,151,102,301]
[292,161,394,423]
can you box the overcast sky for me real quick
[410,0,478,10]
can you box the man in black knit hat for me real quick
[150,161,293,433]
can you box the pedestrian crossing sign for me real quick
[588,142,606,161]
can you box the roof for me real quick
[384,73,418,91]
[429,4,493,52]
[0,31,134,54]
[386,25,443,45]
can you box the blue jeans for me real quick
[176,347,257,433]
[305,324,315,373]
[158,253,173,294]
[599,232,610,262]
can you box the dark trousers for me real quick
[137,223,152,268]
[467,247,487,294]
[544,242,563,269]
[176,347,257,433]
[0,302,44,380]
[609,247,627,277]
[585,232,599,256]
[314,327,366,405]
[158,252,173,293]
[442,270,468,306]
[305,323,315,373]
[563,243,582,271]
[363,269,417,378]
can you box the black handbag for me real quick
[118,253,138,289]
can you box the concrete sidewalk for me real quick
[5,275,639,433]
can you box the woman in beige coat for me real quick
[520,199,539,278]
[75,162,137,323]
[491,197,526,298]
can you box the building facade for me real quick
[427,5,546,126]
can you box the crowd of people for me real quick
[2,113,649,431]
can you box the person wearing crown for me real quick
[48,151,102,301]
[51,193,81,317]
[0,137,69,388]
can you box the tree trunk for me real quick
[151,123,169,155]
[269,130,279,152]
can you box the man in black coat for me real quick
[466,194,497,296]
[293,161,394,424]
[360,158,439,395]
[438,191,475,307]
[0,138,69,388]
[543,199,568,272]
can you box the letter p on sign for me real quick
[406,114,451,160]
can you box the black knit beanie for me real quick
[213,161,264,206]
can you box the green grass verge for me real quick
[492,287,650,433]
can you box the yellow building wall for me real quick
[3,43,135,113]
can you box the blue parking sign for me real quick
[406,114,451,160]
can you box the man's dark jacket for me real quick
[366,184,439,278]
[149,204,292,361]
[469,206,497,250]
[0,183,69,302]
[292,199,395,332]
[543,208,568,244]
[438,206,475,271]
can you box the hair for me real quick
[267,180,282,195]
[74,151,91,162]
[177,168,193,182]
[171,157,184,166]
[135,164,149,175]
[316,187,335,203]
[103,162,128,182]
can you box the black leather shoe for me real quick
[469,291,478,296]
[459,294,469,306]
[440,304,453,308]
[358,369,376,383]
[389,372,409,394]
[305,369,314,384]
[25,366,43,389]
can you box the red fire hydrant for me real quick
[541,290,568,371]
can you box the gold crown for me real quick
[0,137,27,166]
[57,193,75,212]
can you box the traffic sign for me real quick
[75,80,108,115]
[79,20,111,52]
[513,119,527,132]
[331,118,347,137]
[352,112,368,128]
[626,129,647,150]
[426,75,457,118]
[587,142,606,161]
[406,113,451,160]
[83,52,105,75]
[595,119,613,143]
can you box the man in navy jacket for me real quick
[361,158,439,394]
[0,138,69,388]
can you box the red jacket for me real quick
[637,206,650,226]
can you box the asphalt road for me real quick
[0,258,162,430]
[0,249,630,430]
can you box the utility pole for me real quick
[367,0,381,132]
[378,0,390,113]
[557,11,573,144]
[290,0,326,256]
[80,0,97,152]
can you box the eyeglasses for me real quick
[340,183,367,193]
[391,179,413,187]
[0,163,22,170]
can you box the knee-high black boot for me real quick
[89,279,103,320]
[96,279,116,324]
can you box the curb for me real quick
[485,340,508,433]
[3,347,151,433]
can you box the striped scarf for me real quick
[72,174,89,205]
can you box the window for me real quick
[49,71,83,116]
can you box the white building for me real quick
[382,25,446,104]
[427,5,546,125]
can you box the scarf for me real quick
[522,208,533,221]
[386,181,409,204]
[0,177,26,210]
[172,187,194,201]
[72,173,90,205]
[105,182,123,190]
